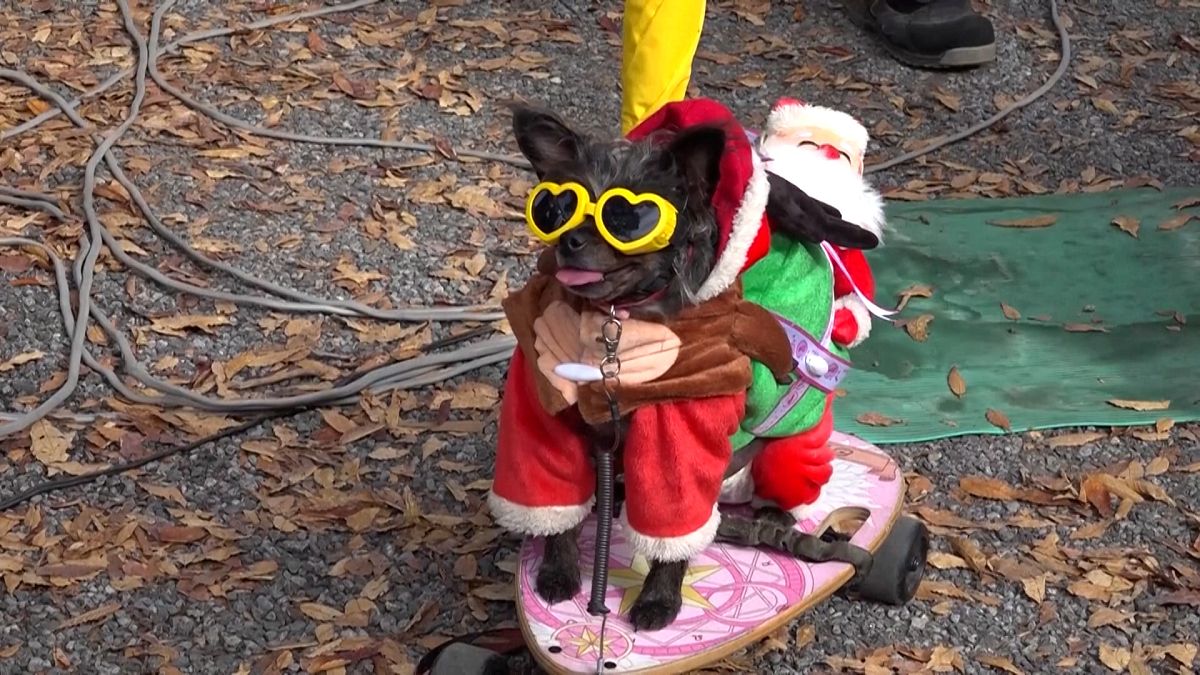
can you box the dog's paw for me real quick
[754,505,798,529]
[535,561,581,604]
[628,590,683,632]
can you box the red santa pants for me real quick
[720,397,836,515]
[489,350,744,562]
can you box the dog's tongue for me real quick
[555,268,604,286]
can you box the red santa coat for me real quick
[488,99,786,562]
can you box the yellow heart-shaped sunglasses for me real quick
[524,181,678,255]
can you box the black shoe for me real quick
[845,0,997,69]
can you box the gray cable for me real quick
[865,0,1071,174]
[0,193,67,220]
[0,0,1073,438]
[0,0,519,433]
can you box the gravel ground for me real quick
[1,0,1198,673]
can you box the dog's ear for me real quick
[765,174,880,250]
[511,105,586,178]
[663,126,726,201]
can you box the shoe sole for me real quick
[841,0,997,69]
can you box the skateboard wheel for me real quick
[855,516,929,605]
[429,643,508,675]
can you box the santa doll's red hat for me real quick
[626,98,771,302]
[765,97,870,159]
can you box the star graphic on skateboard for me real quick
[607,554,722,616]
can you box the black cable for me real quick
[0,330,497,512]
[0,414,282,511]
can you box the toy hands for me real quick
[765,174,880,250]
[831,307,858,347]
[831,296,871,349]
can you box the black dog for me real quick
[508,103,876,630]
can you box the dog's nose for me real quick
[560,228,588,253]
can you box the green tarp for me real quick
[832,187,1200,444]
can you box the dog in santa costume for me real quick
[721,97,890,522]
[489,98,874,630]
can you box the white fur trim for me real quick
[759,142,887,240]
[621,504,721,562]
[718,465,755,504]
[487,491,594,537]
[695,150,770,302]
[765,104,870,155]
[788,502,820,522]
[834,295,873,348]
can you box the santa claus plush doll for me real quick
[758,97,885,349]
[721,97,891,521]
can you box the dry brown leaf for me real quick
[949,536,988,573]
[30,420,73,465]
[299,602,344,622]
[1047,431,1106,448]
[1098,644,1131,671]
[927,552,969,570]
[1063,322,1109,333]
[154,526,207,544]
[988,215,1057,228]
[1174,195,1200,210]
[1163,642,1198,666]
[958,476,1015,500]
[926,645,963,671]
[895,283,934,312]
[1112,215,1141,238]
[1087,607,1133,629]
[977,653,1025,675]
[932,88,962,112]
[1145,455,1170,475]
[856,412,903,427]
[903,314,934,342]
[453,555,478,581]
[148,314,230,337]
[345,507,380,532]
[470,583,513,602]
[362,576,390,601]
[1021,573,1047,604]
[139,483,188,506]
[1069,519,1111,540]
[1106,399,1170,411]
[1092,97,1120,115]
[0,350,44,372]
[985,408,1012,432]
[947,366,966,398]
[1158,213,1195,231]
[1000,303,1021,321]
[320,409,357,433]
[736,73,766,88]
[55,602,121,631]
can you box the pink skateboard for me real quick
[422,432,927,675]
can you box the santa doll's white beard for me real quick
[761,144,887,240]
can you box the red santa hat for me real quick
[626,98,771,302]
[764,97,870,163]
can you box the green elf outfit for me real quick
[720,97,892,520]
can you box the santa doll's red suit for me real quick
[489,99,793,562]
[729,97,888,520]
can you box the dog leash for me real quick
[586,304,623,673]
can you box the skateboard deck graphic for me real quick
[516,431,905,674]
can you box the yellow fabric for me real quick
[620,0,706,135]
